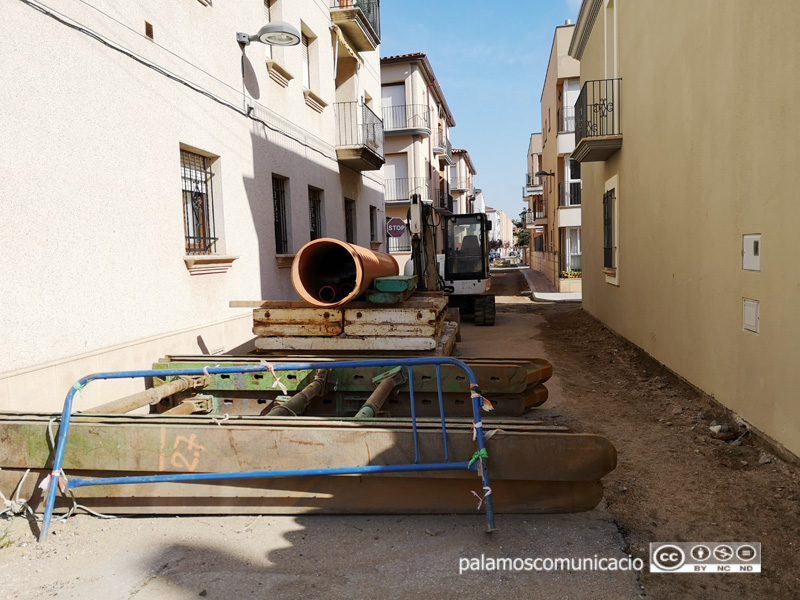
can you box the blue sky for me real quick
[379,0,581,220]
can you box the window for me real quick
[344,198,356,244]
[370,206,378,242]
[181,149,217,255]
[309,187,323,240]
[565,158,581,206]
[272,175,289,254]
[301,33,311,89]
[603,188,615,269]
[562,228,582,272]
[534,234,544,252]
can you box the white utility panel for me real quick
[743,298,760,334]
[743,234,761,271]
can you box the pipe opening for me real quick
[295,241,358,304]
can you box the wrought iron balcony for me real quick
[534,198,547,222]
[574,78,622,162]
[385,177,430,203]
[382,104,430,135]
[437,189,453,213]
[334,102,384,171]
[330,0,380,52]
[433,128,454,165]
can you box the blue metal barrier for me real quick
[39,357,495,541]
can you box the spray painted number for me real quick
[159,429,206,472]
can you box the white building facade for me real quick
[1,0,385,410]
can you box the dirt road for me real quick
[1,268,798,598]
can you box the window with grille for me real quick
[370,206,378,242]
[181,150,217,255]
[344,198,355,244]
[309,187,323,241]
[273,175,289,254]
[603,188,615,269]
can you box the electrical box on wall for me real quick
[743,298,760,334]
[743,234,761,271]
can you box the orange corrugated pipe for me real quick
[291,238,399,307]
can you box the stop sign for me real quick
[386,217,406,238]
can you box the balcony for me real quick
[437,189,453,213]
[534,199,547,224]
[558,181,582,207]
[330,0,380,52]
[382,104,430,136]
[524,173,543,197]
[334,102,384,171]
[450,177,472,192]
[385,177,430,204]
[433,128,454,165]
[574,78,622,162]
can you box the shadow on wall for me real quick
[242,54,260,100]
[242,128,339,301]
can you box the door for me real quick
[381,83,406,130]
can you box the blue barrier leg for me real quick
[436,365,449,462]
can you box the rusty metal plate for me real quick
[252,307,343,337]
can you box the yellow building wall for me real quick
[579,1,800,456]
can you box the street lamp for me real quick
[237,22,301,46]
[535,170,555,178]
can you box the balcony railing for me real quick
[575,78,621,144]
[558,181,582,207]
[558,106,575,133]
[387,229,411,253]
[437,189,453,213]
[450,178,471,192]
[434,129,453,164]
[385,177,430,203]
[382,104,430,133]
[334,102,384,168]
[526,173,542,188]
[330,1,381,49]
[534,199,547,221]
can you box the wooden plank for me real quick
[231,300,312,308]
[0,469,604,515]
[372,275,417,293]
[252,307,343,337]
[255,335,438,351]
[0,419,616,482]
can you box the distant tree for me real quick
[512,219,530,247]
[488,239,503,251]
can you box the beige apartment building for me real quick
[522,133,544,267]
[570,0,800,458]
[529,22,583,293]
[380,53,456,272]
[1,0,385,411]
[450,149,478,215]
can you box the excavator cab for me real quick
[442,213,495,325]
